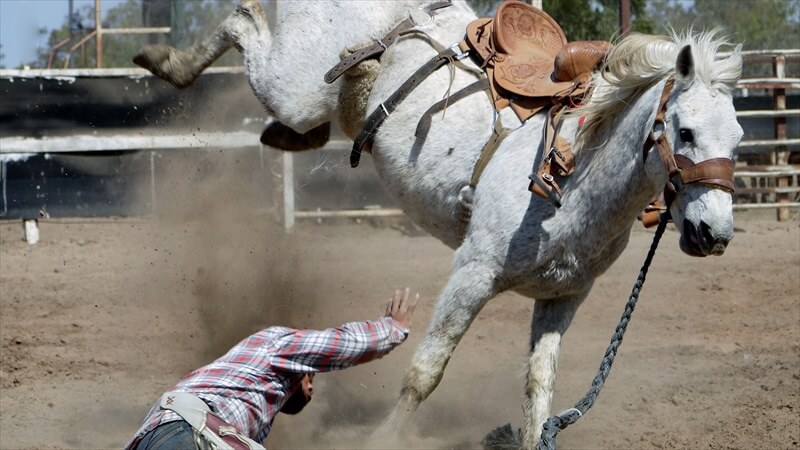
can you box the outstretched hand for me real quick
[385,287,419,330]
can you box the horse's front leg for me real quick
[375,260,500,439]
[134,0,268,89]
[523,291,589,449]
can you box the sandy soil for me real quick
[1,154,798,449]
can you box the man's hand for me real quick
[385,287,419,330]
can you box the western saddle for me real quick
[461,1,611,205]
[464,1,610,123]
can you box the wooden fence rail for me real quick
[733,49,799,220]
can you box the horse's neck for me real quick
[566,79,665,234]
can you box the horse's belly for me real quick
[512,253,595,299]
[379,173,465,249]
[370,109,490,249]
[512,227,633,299]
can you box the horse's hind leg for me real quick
[133,0,268,89]
[374,260,499,439]
[522,292,588,449]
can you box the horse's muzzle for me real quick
[681,218,730,257]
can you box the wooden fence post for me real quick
[773,55,790,220]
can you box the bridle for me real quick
[643,75,735,209]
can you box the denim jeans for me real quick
[135,420,208,450]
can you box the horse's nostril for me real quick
[700,220,726,248]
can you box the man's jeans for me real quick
[135,420,214,450]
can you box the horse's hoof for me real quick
[133,44,197,89]
[481,423,522,450]
[237,0,265,17]
[236,0,269,30]
[260,121,331,151]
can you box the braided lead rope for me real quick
[536,214,669,450]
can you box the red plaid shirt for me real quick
[127,317,408,448]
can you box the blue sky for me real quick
[0,0,127,68]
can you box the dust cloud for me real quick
[121,79,477,448]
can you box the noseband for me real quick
[643,76,735,207]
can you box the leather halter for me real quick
[643,76,735,208]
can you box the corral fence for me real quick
[0,50,798,241]
[733,49,800,220]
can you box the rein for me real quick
[535,213,669,450]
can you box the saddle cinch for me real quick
[462,1,611,203]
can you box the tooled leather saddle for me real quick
[462,1,611,204]
[464,0,611,123]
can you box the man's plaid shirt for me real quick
[127,316,408,448]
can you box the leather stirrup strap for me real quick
[351,45,465,167]
[324,1,453,83]
[528,106,573,207]
[415,78,489,143]
[470,111,514,188]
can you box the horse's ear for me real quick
[676,45,694,79]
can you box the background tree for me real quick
[464,0,654,41]
[544,0,654,40]
[648,0,800,76]
[0,43,5,69]
[32,0,237,69]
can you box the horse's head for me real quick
[663,41,743,257]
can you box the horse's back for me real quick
[257,1,424,127]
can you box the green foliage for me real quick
[543,0,654,41]
[31,0,238,69]
[648,0,800,77]
[648,0,800,50]
[464,0,654,41]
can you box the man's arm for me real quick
[268,288,419,373]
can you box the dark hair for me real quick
[279,388,310,415]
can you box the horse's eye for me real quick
[679,128,694,143]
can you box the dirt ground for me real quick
[1,153,798,449]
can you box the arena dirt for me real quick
[1,150,798,449]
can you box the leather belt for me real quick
[324,1,453,84]
[158,392,264,450]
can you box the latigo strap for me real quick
[324,1,453,84]
[351,45,466,167]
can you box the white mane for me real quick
[577,29,743,147]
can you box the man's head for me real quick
[279,373,314,415]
